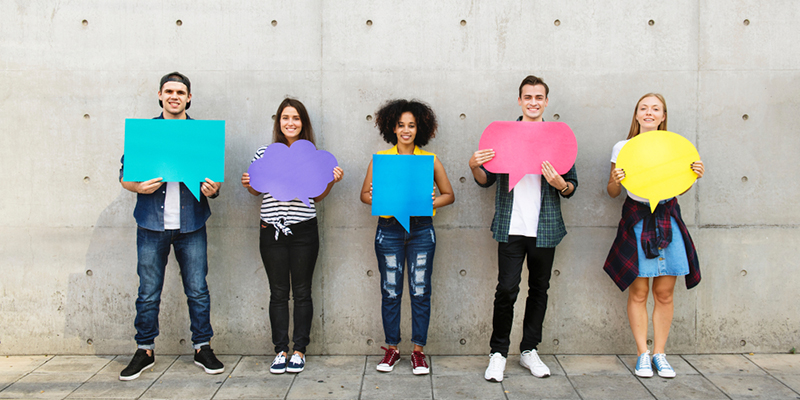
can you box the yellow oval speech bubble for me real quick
[616,130,700,213]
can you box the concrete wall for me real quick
[1,1,798,355]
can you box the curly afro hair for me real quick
[374,99,438,147]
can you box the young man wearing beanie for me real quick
[118,72,224,380]
[469,75,578,382]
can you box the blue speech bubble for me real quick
[123,119,225,201]
[247,140,338,206]
[371,154,434,232]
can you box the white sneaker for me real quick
[520,349,551,378]
[484,352,506,382]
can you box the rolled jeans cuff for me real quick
[193,341,210,350]
[137,343,155,350]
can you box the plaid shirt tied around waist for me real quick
[603,196,701,291]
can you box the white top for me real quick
[610,140,648,203]
[508,174,542,237]
[163,182,180,229]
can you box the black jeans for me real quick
[259,218,319,354]
[490,235,556,357]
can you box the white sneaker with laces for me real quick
[520,349,551,377]
[484,352,506,382]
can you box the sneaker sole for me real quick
[412,367,430,375]
[519,360,551,378]
[484,374,503,382]
[269,367,286,374]
[657,370,676,378]
[119,362,154,381]
[635,369,654,378]
[376,364,395,372]
[194,361,224,374]
[286,366,304,373]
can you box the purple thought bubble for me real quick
[247,139,338,206]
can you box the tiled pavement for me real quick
[1,353,799,399]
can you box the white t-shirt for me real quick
[610,140,648,203]
[163,182,181,229]
[508,174,542,237]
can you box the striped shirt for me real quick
[251,145,317,237]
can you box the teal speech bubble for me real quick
[123,119,225,201]
[371,154,434,232]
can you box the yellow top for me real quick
[376,145,437,218]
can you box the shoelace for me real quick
[412,352,427,368]
[653,354,672,370]
[488,353,504,368]
[379,347,397,364]
[290,353,303,364]
[272,353,286,366]
[637,353,652,369]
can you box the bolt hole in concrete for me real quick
[743,19,750,26]
[553,269,560,276]
[459,113,466,120]
[648,19,655,26]
[366,114,373,121]
[82,19,88,26]
[459,177,466,183]
[459,269,466,276]
[366,19,372,26]
[554,19,560,26]
[741,340,747,346]
[553,339,559,346]
[460,20,466,26]
[367,339,374,345]
[553,113,560,120]
[460,338,466,345]
[84,114,90,119]
[271,20,277,26]
[176,19,182,26]
[741,270,747,276]
[180,339,186,345]
[741,176,748,183]
[366,270,373,277]
[647,339,653,346]
[84,176,90,183]
[742,114,749,121]
[272,114,276,120]
[87,339,93,345]
[85,269,92,276]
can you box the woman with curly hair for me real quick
[604,93,704,378]
[360,99,454,375]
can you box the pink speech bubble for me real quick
[478,121,577,190]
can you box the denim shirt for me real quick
[119,113,212,233]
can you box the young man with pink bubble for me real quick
[241,98,343,374]
[118,72,224,381]
[360,99,455,375]
[469,75,578,382]
[605,93,704,378]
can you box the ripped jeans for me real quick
[374,216,436,347]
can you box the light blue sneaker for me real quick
[652,353,676,378]
[286,353,305,373]
[635,350,653,378]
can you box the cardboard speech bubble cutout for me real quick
[123,119,225,201]
[479,121,577,191]
[371,154,434,232]
[616,130,700,213]
[247,140,338,207]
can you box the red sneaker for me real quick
[411,351,429,375]
[376,346,400,372]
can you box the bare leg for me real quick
[627,277,650,356]
[652,276,676,354]
[413,344,423,352]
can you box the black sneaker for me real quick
[119,349,155,381]
[194,345,224,374]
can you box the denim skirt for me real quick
[633,217,690,278]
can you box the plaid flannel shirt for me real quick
[477,164,578,246]
[603,196,701,291]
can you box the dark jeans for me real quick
[260,218,319,354]
[374,217,436,347]
[134,226,213,348]
[490,235,556,357]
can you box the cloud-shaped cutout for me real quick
[247,139,338,206]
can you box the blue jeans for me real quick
[134,226,213,348]
[374,217,436,347]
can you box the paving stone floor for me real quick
[0,353,799,399]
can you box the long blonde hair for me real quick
[627,93,667,139]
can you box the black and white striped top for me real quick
[252,145,317,228]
